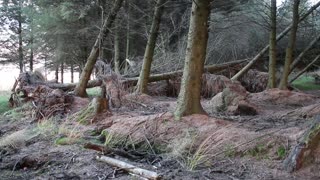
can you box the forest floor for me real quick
[1,87,320,179]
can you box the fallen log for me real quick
[283,116,320,172]
[96,155,161,180]
[45,59,248,91]
[122,58,249,86]
[46,79,102,91]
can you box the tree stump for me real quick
[283,116,320,172]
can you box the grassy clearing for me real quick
[0,91,10,114]
[292,75,320,91]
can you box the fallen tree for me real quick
[231,1,320,81]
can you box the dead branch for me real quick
[96,155,161,180]
[84,142,140,160]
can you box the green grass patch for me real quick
[292,75,320,91]
[0,91,10,114]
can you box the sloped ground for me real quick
[0,89,320,179]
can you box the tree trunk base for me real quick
[283,116,320,172]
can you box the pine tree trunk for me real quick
[71,63,74,83]
[231,1,320,81]
[136,0,166,94]
[174,0,210,119]
[55,65,59,83]
[124,0,130,74]
[279,0,300,90]
[114,20,121,74]
[267,0,277,88]
[29,0,34,72]
[74,0,124,97]
[18,0,24,73]
[60,62,64,83]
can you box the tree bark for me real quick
[124,0,130,74]
[279,0,300,90]
[136,0,166,94]
[29,0,34,72]
[174,0,210,119]
[60,61,64,83]
[290,54,320,83]
[267,0,277,88]
[283,116,320,172]
[231,1,320,81]
[114,19,121,74]
[290,33,320,73]
[55,65,59,83]
[74,0,124,97]
[18,0,24,73]
[71,62,74,83]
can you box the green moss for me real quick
[292,76,320,91]
[277,145,286,159]
[224,144,236,157]
[87,87,101,97]
[55,137,83,145]
[0,91,10,114]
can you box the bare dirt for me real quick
[1,89,320,180]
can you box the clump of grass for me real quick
[169,129,216,171]
[69,102,95,124]
[224,144,236,157]
[245,143,270,160]
[0,128,39,149]
[277,145,286,159]
[36,117,58,137]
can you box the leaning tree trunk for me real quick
[279,0,300,90]
[290,54,320,83]
[231,1,320,81]
[74,0,124,97]
[267,0,277,88]
[290,33,320,73]
[174,0,210,119]
[136,0,166,94]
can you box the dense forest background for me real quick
[0,0,319,82]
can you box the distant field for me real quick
[292,75,320,91]
[0,91,10,114]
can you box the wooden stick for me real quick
[96,155,161,180]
